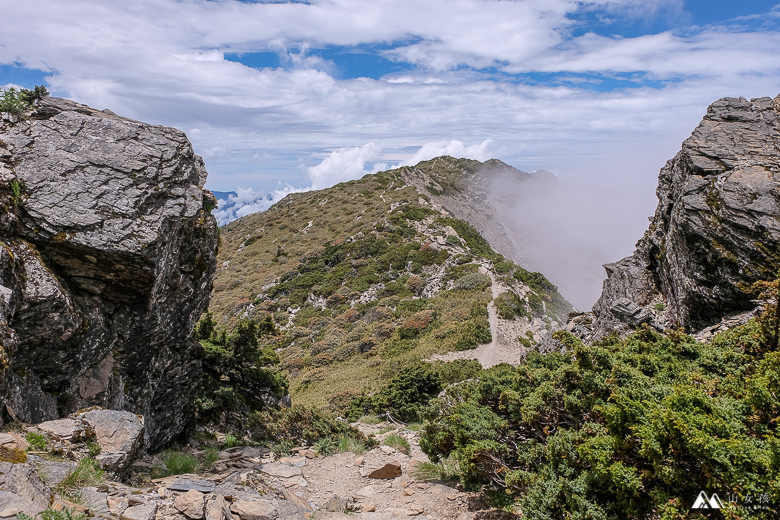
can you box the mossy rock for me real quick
[0,445,27,463]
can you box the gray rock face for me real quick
[592,95,780,336]
[0,97,218,449]
[0,460,51,516]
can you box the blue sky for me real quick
[2,0,780,305]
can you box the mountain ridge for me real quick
[208,159,573,408]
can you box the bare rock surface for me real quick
[0,459,51,515]
[590,94,780,337]
[0,97,218,449]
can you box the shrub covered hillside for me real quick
[207,161,572,408]
[420,297,780,519]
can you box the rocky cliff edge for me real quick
[0,97,218,449]
[590,95,780,337]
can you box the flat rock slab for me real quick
[36,419,77,440]
[168,478,216,493]
[428,484,458,495]
[0,460,51,512]
[0,434,18,447]
[81,409,143,451]
[204,495,228,520]
[323,496,347,512]
[230,499,277,520]
[278,456,306,467]
[353,485,376,499]
[30,457,76,487]
[76,487,109,515]
[107,496,129,515]
[258,463,301,479]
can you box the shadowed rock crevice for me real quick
[0,97,218,449]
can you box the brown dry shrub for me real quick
[363,306,394,323]
[326,292,347,307]
[400,310,437,338]
[374,323,396,340]
[405,275,426,295]
[444,307,471,323]
[312,352,335,367]
[339,308,361,323]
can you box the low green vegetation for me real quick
[381,433,410,455]
[314,436,335,456]
[347,363,443,422]
[153,450,199,477]
[194,313,288,429]
[270,440,294,459]
[86,441,101,457]
[25,432,48,451]
[203,447,220,468]
[55,458,105,504]
[0,85,49,114]
[9,180,23,206]
[420,303,780,518]
[411,456,460,483]
[251,404,369,448]
[223,433,240,448]
[336,434,367,455]
[18,508,86,520]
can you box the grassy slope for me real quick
[210,159,572,408]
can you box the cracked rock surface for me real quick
[588,95,780,338]
[0,98,218,449]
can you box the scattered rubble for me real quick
[0,416,516,520]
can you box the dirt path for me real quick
[279,422,476,519]
[431,265,527,368]
[475,268,501,367]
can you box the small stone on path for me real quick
[366,462,402,479]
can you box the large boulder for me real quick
[0,97,218,449]
[592,95,780,336]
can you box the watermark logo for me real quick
[692,491,724,509]
[691,491,773,512]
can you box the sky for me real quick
[2,0,780,305]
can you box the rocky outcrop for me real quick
[0,97,218,449]
[592,95,780,337]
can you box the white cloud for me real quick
[201,146,228,160]
[400,139,494,167]
[213,185,310,225]
[306,143,383,189]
